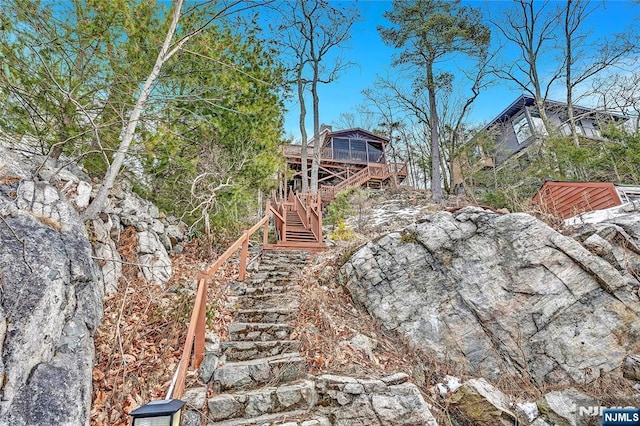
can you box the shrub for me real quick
[328,219,356,241]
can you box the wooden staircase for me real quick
[265,193,326,251]
[319,162,408,204]
[284,211,318,243]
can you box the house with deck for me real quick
[283,127,408,203]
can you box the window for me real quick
[333,138,349,160]
[367,142,385,163]
[333,138,349,151]
[513,110,549,144]
[529,113,548,137]
[512,114,531,144]
[350,140,366,152]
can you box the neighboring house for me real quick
[451,95,630,190]
[481,95,629,163]
[532,180,640,221]
[283,127,408,202]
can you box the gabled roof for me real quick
[326,127,389,143]
[485,95,535,128]
[484,95,629,130]
[307,127,389,146]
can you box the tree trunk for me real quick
[565,0,580,146]
[440,152,450,194]
[426,60,443,202]
[82,0,184,221]
[297,67,309,194]
[389,137,398,188]
[310,65,320,194]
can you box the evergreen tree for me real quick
[379,0,489,202]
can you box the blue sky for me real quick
[281,0,640,140]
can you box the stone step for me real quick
[248,279,298,288]
[222,340,301,362]
[227,322,294,342]
[209,410,330,426]
[275,419,330,426]
[251,271,298,280]
[260,254,309,264]
[257,260,309,268]
[212,352,306,391]
[276,418,330,426]
[235,308,297,324]
[207,379,317,423]
[237,285,299,297]
[247,280,298,289]
[233,294,299,310]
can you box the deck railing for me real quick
[317,162,409,203]
[283,145,333,160]
[283,145,387,165]
[270,199,286,242]
[293,194,309,229]
[308,193,322,241]
[295,192,322,241]
[334,166,371,192]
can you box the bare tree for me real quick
[287,0,358,194]
[489,0,563,133]
[333,111,377,131]
[277,14,311,193]
[562,0,638,144]
[187,144,247,252]
[275,1,357,194]
[363,76,431,189]
[593,71,640,132]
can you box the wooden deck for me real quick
[283,144,408,200]
[532,181,622,219]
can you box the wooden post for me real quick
[238,231,249,281]
[281,204,287,242]
[317,192,323,241]
[264,200,270,248]
[193,274,207,369]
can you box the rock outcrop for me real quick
[0,145,187,425]
[341,207,640,385]
[449,378,518,425]
[0,175,102,425]
[1,146,186,293]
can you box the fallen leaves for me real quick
[294,248,455,380]
[90,237,238,426]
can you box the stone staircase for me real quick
[182,250,438,426]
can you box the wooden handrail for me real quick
[334,166,371,193]
[309,192,322,241]
[270,204,286,242]
[294,194,310,229]
[167,213,269,400]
